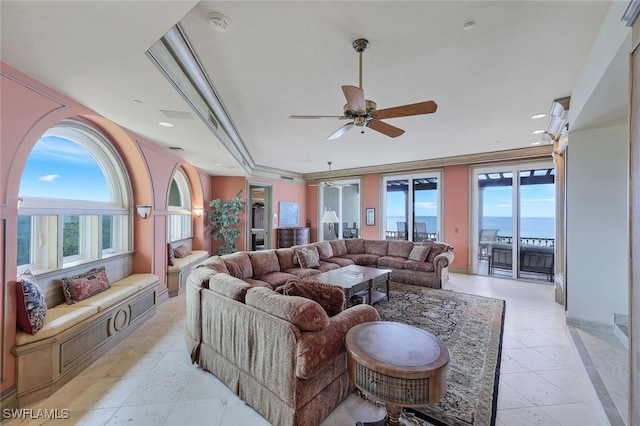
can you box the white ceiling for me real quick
[1,1,624,177]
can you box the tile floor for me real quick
[6,273,616,426]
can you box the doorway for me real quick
[247,183,272,250]
[472,162,556,282]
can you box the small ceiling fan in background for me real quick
[290,38,438,140]
[308,162,346,188]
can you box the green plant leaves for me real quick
[209,190,246,255]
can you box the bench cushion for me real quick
[15,306,98,345]
[111,273,158,291]
[70,285,138,312]
[168,250,209,272]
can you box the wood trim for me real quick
[0,386,18,420]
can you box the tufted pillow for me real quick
[295,246,320,269]
[408,245,431,262]
[61,267,111,304]
[276,280,345,316]
[16,269,47,335]
[167,244,175,266]
[173,245,191,258]
[246,287,329,331]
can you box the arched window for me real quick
[17,119,132,272]
[167,168,193,242]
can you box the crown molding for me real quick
[302,145,554,181]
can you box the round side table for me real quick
[345,321,450,426]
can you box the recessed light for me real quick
[532,129,545,135]
[158,121,174,127]
[531,141,542,146]
[463,21,475,30]
[133,99,143,104]
[531,113,547,119]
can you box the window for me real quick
[382,172,442,241]
[17,120,131,272]
[318,179,361,241]
[168,168,193,242]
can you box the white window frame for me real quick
[168,168,193,242]
[17,120,132,274]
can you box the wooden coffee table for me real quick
[345,321,450,426]
[306,265,391,308]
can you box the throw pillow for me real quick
[173,245,191,258]
[168,243,175,266]
[16,269,47,335]
[426,243,450,263]
[295,247,320,269]
[276,280,345,316]
[61,266,111,304]
[408,245,431,262]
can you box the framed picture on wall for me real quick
[366,208,375,226]
[279,202,299,226]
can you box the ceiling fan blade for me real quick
[290,115,347,119]
[367,120,405,138]
[342,85,366,112]
[327,122,354,140]
[375,101,438,120]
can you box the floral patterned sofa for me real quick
[184,238,453,425]
[203,238,453,290]
[185,262,380,426]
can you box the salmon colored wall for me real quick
[210,176,310,250]
[0,63,212,394]
[361,173,381,239]
[443,165,470,270]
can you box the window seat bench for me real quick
[12,273,159,407]
[167,250,209,297]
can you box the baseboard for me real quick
[0,386,18,423]
[449,265,468,274]
[157,288,169,304]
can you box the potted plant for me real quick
[209,190,247,255]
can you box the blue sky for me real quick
[387,182,555,218]
[19,136,110,202]
[483,184,555,217]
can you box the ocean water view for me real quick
[386,216,555,239]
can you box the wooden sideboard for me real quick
[276,227,310,248]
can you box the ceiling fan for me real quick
[290,38,438,140]
[308,162,346,188]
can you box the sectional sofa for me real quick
[185,238,453,425]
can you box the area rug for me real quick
[367,282,505,426]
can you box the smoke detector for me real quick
[208,12,229,32]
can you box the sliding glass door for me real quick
[473,162,555,281]
[382,172,441,241]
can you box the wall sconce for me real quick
[136,205,152,219]
[194,208,204,217]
